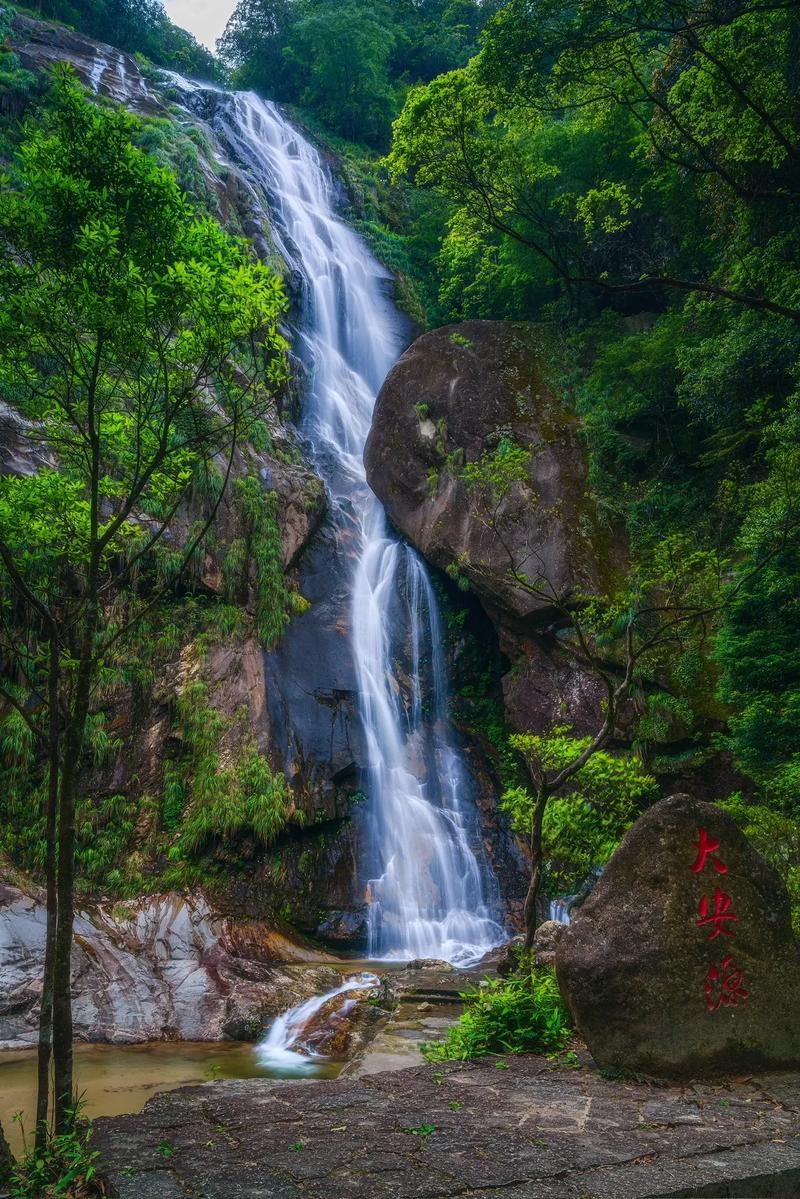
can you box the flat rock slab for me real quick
[94,1056,800,1198]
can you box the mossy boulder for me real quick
[556,793,800,1076]
[365,321,622,623]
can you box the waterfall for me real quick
[256,973,378,1072]
[182,89,506,967]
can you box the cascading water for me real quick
[178,88,506,967]
[256,973,379,1073]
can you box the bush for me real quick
[10,1105,99,1197]
[421,964,571,1062]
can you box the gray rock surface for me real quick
[12,11,158,112]
[556,793,800,1076]
[0,876,337,1049]
[532,919,566,968]
[93,1055,800,1198]
[365,321,621,622]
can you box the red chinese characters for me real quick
[690,826,750,1010]
[697,886,737,940]
[691,827,729,875]
[704,955,750,1011]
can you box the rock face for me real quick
[556,793,800,1076]
[12,12,157,113]
[365,321,618,622]
[0,875,338,1050]
[94,1056,800,1199]
[364,319,628,761]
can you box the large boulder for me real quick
[365,321,620,622]
[556,793,800,1076]
[0,875,337,1049]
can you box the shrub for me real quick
[502,728,659,894]
[421,963,571,1062]
[10,1104,99,1197]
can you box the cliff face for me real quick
[365,321,627,744]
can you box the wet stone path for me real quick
[94,1055,800,1198]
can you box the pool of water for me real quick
[0,1040,341,1157]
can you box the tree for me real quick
[0,70,287,1141]
[288,2,397,146]
[715,413,800,811]
[390,0,800,323]
[458,441,723,946]
[217,0,298,96]
[501,729,659,901]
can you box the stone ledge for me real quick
[93,1054,800,1198]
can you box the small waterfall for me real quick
[169,86,506,966]
[548,898,573,925]
[89,52,109,92]
[255,973,378,1073]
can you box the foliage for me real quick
[0,6,36,106]
[218,0,501,148]
[715,414,800,802]
[461,438,530,498]
[719,794,800,936]
[169,679,291,861]
[227,475,294,648]
[422,961,571,1061]
[10,1104,99,1197]
[502,729,658,893]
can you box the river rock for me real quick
[0,873,339,1049]
[556,793,800,1076]
[299,981,382,1059]
[365,321,621,622]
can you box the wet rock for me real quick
[0,875,339,1049]
[316,907,369,950]
[0,402,55,478]
[300,983,383,1060]
[12,12,158,112]
[556,793,800,1076]
[533,920,566,969]
[365,321,623,623]
[474,935,523,977]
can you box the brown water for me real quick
[0,1041,341,1157]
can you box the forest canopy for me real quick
[218,0,504,146]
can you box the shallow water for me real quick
[0,1040,340,1157]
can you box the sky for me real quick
[163,0,238,50]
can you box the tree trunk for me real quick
[35,639,60,1151]
[0,1116,14,1189]
[52,605,97,1135]
[523,788,549,951]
